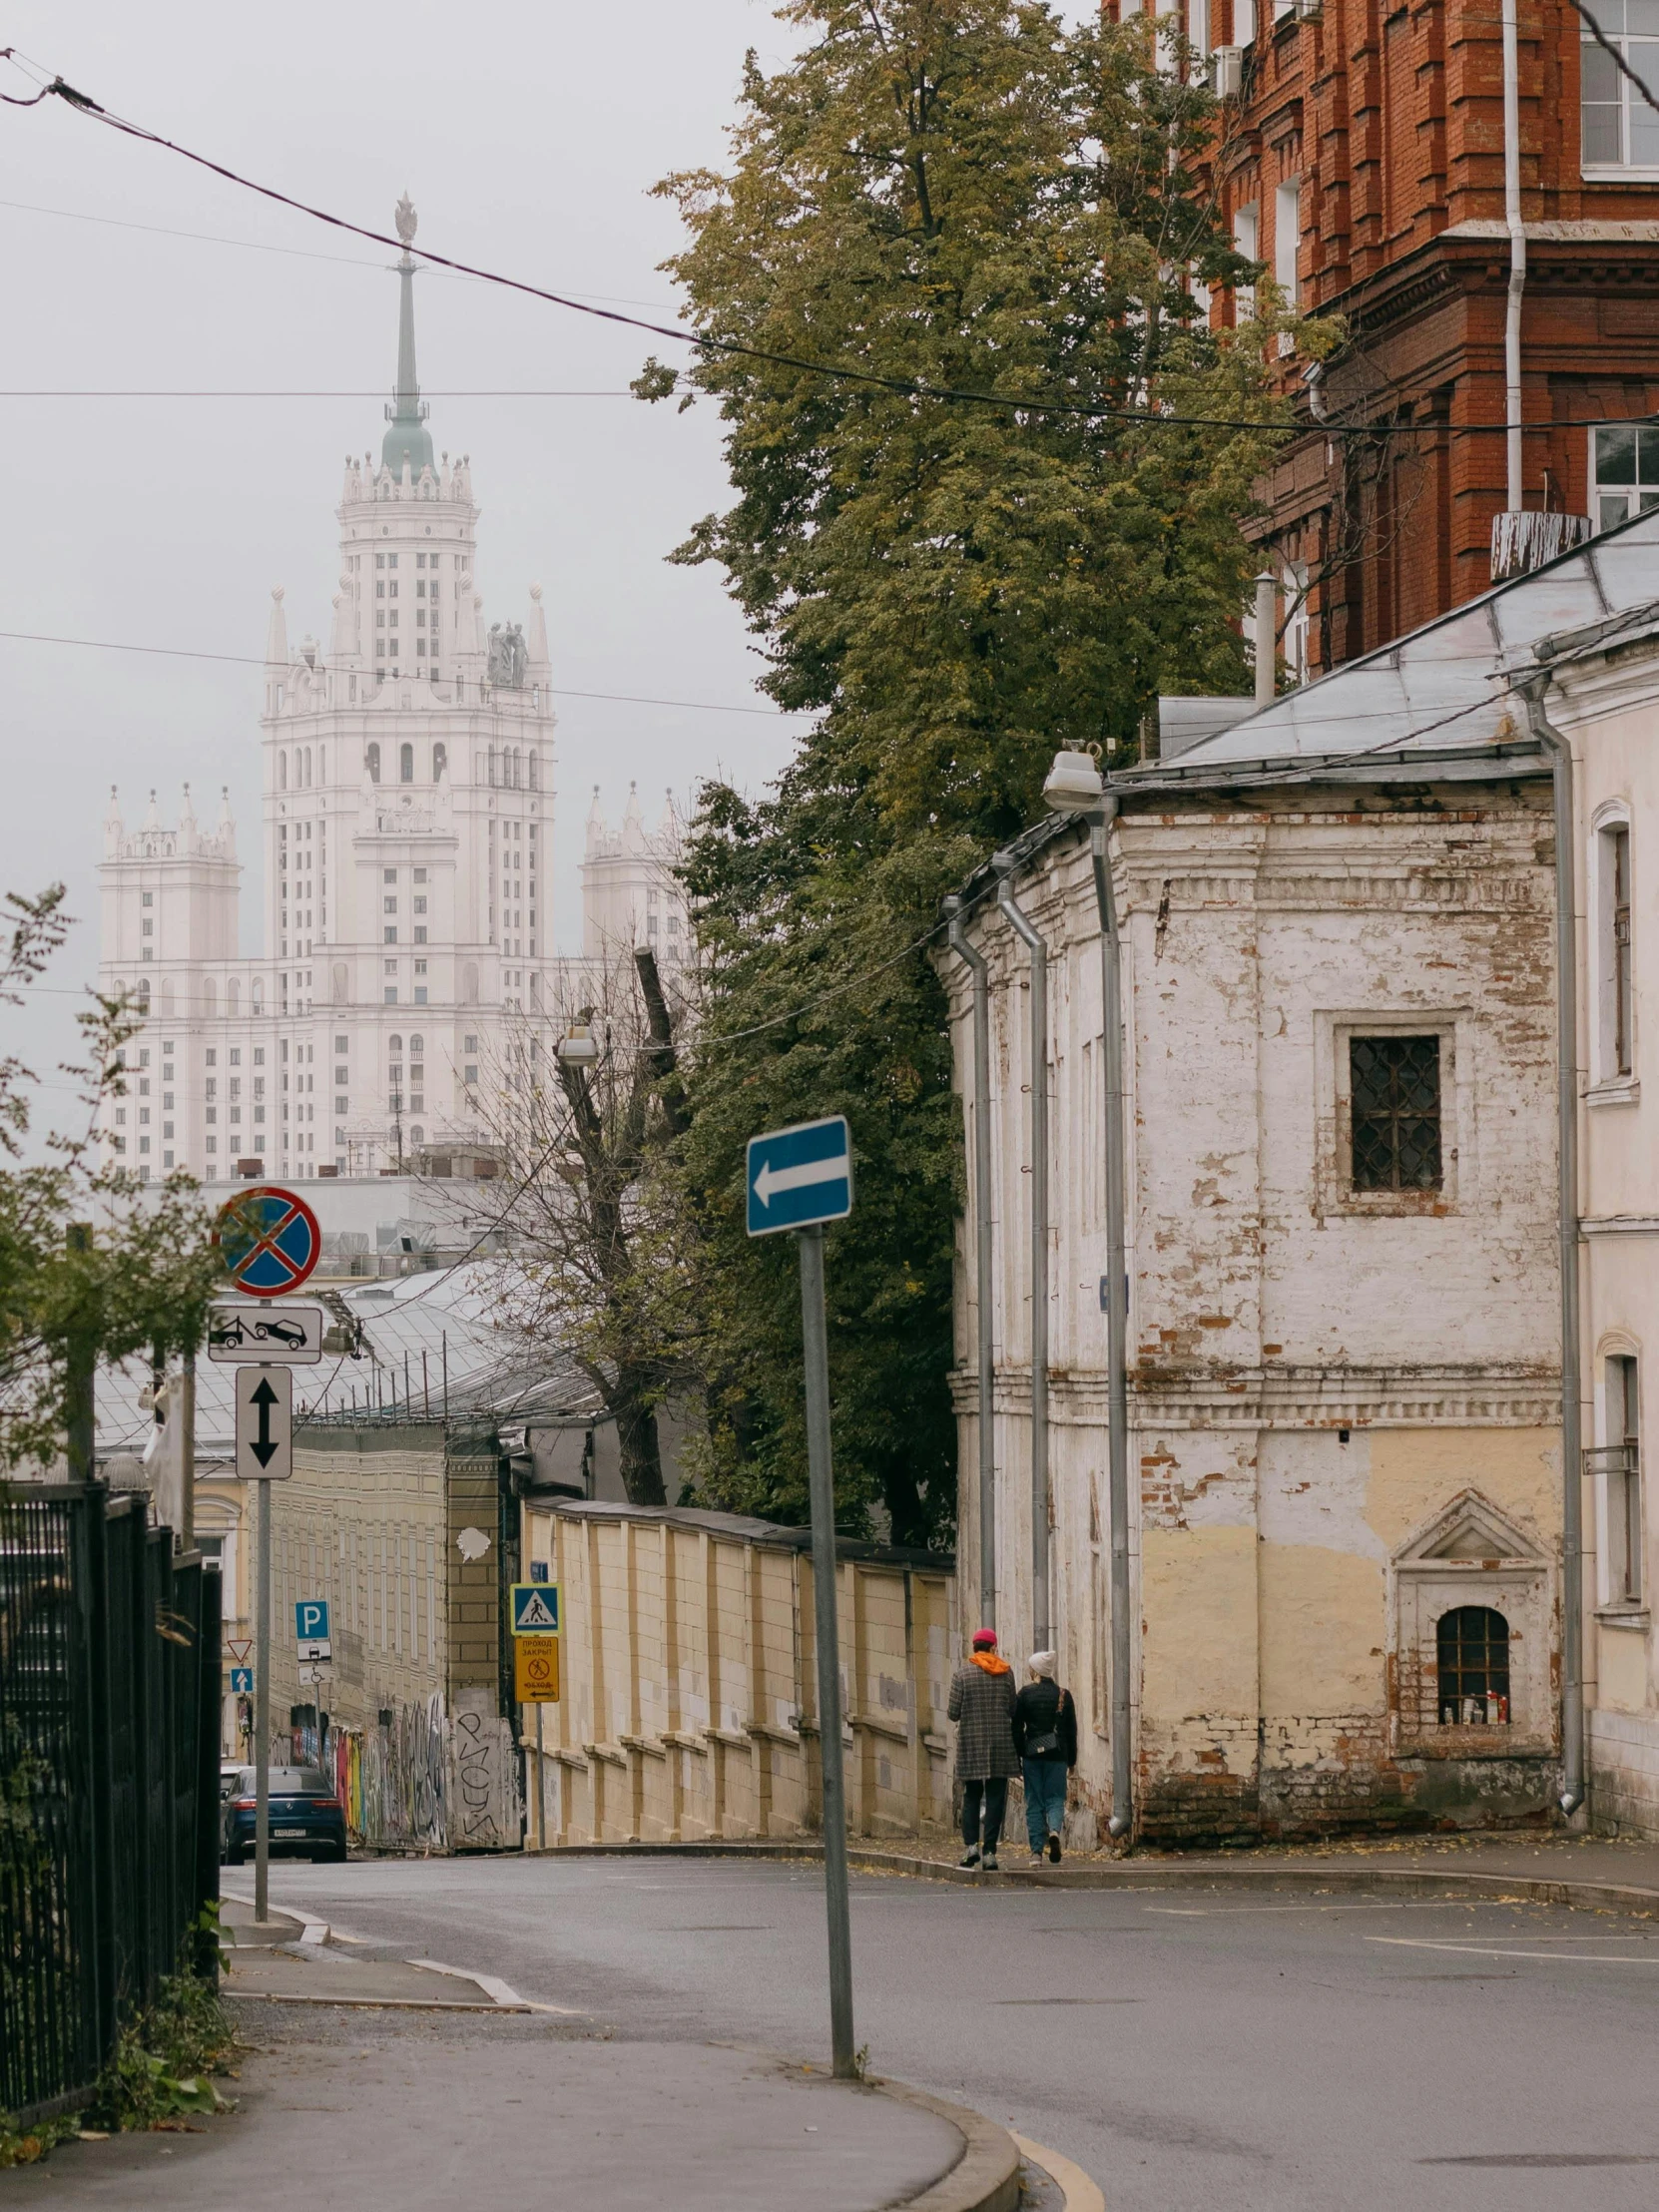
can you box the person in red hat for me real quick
[946,1628,1019,1870]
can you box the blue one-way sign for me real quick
[747,1116,853,1237]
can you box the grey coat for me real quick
[947,1660,1019,1781]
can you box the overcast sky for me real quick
[1,1,1098,1139]
[0,0,828,1125]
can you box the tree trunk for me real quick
[613,1373,667,1506]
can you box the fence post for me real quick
[79,1483,120,2077]
[196,1559,223,1981]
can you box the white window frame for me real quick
[1580,7,1659,179]
[1593,1345,1646,1615]
[1233,201,1259,318]
[1588,422,1659,536]
[1589,802,1638,1100]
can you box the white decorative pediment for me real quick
[1393,1488,1545,1568]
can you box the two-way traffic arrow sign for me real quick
[235,1365,293,1481]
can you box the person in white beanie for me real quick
[1011,1651,1076,1864]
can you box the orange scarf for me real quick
[970,1651,1011,1676]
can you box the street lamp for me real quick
[555,1023,600,1068]
[1041,747,1106,813]
[1043,745,1134,1846]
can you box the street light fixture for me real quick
[1043,745,1134,1846]
[555,1023,599,1067]
[1042,747,1106,813]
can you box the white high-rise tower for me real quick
[99,199,568,1182]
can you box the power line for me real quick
[8,61,1658,446]
[0,191,685,311]
[0,64,1429,441]
[0,627,809,718]
[0,388,634,398]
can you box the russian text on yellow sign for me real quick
[514,1636,560,1703]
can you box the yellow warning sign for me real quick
[514,1636,560,1703]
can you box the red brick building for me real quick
[1121,0,1659,678]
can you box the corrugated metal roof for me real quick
[1137,505,1659,777]
[96,1261,596,1466]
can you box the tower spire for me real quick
[381,194,434,478]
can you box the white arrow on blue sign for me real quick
[747,1115,853,1237]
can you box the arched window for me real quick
[366,743,381,784]
[227,978,240,1015]
[252,979,264,1014]
[432,743,447,782]
[389,1033,403,1054]
[318,748,326,784]
[487,747,497,788]
[410,1125,424,1147]
[203,978,218,1018]
[528,751,539,791]
[1436,1607,1511,1727]
[304,747,313,787]
[409,1033,424,1053]
[137,978,151,1008]
[400,743,414,784]
[278,751,287,792]
[332,962,349,1004]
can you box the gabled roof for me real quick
[1134,504,1659,779]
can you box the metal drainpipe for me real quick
[945,895,997,1634]
[1086,803,1136,1843]
[994,856,1051,1651]
[1519,679,1585,1815]
[1502,0,1526,515]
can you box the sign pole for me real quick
[798,1224,854,2079]
[254,1395,273,1925]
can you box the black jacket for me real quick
[1011,1679,1077,1768]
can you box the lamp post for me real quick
[1041,749,1135,1846]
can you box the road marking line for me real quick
[1012,2131,1106,2212]
[1367,1937,1659,1964]
[410,1956,578,2012]
[1146,1900,1463,1918]
[221,1889,330,1946]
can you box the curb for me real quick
[542,1838,1659,1915]
[1013,2131,1105,2212]
[864,2077,1020,2212]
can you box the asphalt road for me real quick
[240,1856,1659,2211]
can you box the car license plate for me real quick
[275,1827,307,1838]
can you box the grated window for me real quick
[1351,1034,1441,1191]
[1436,1606,1510,1726]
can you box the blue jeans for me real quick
[1022,1757,1068,1852]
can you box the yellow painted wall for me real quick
[1366,1427,1557,1553]
[1259,1546,1386,1719]
[1141,1526,1259,1723]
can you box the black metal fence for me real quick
[0,1486,221,2128]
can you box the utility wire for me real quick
[0,62,1485,443]
[9,59,1659,444]
[0,191,685,310]
[0,388,634,398]
[0,627,808,718]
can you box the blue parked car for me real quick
[222,1765,347,1864]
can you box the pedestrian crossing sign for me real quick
[511,1582,560,1635]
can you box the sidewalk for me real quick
[16,1899,1029,2212]
[551,1826,1659,1909]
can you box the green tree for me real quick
[644,0,1304,1545]
[0,887,219,1474]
